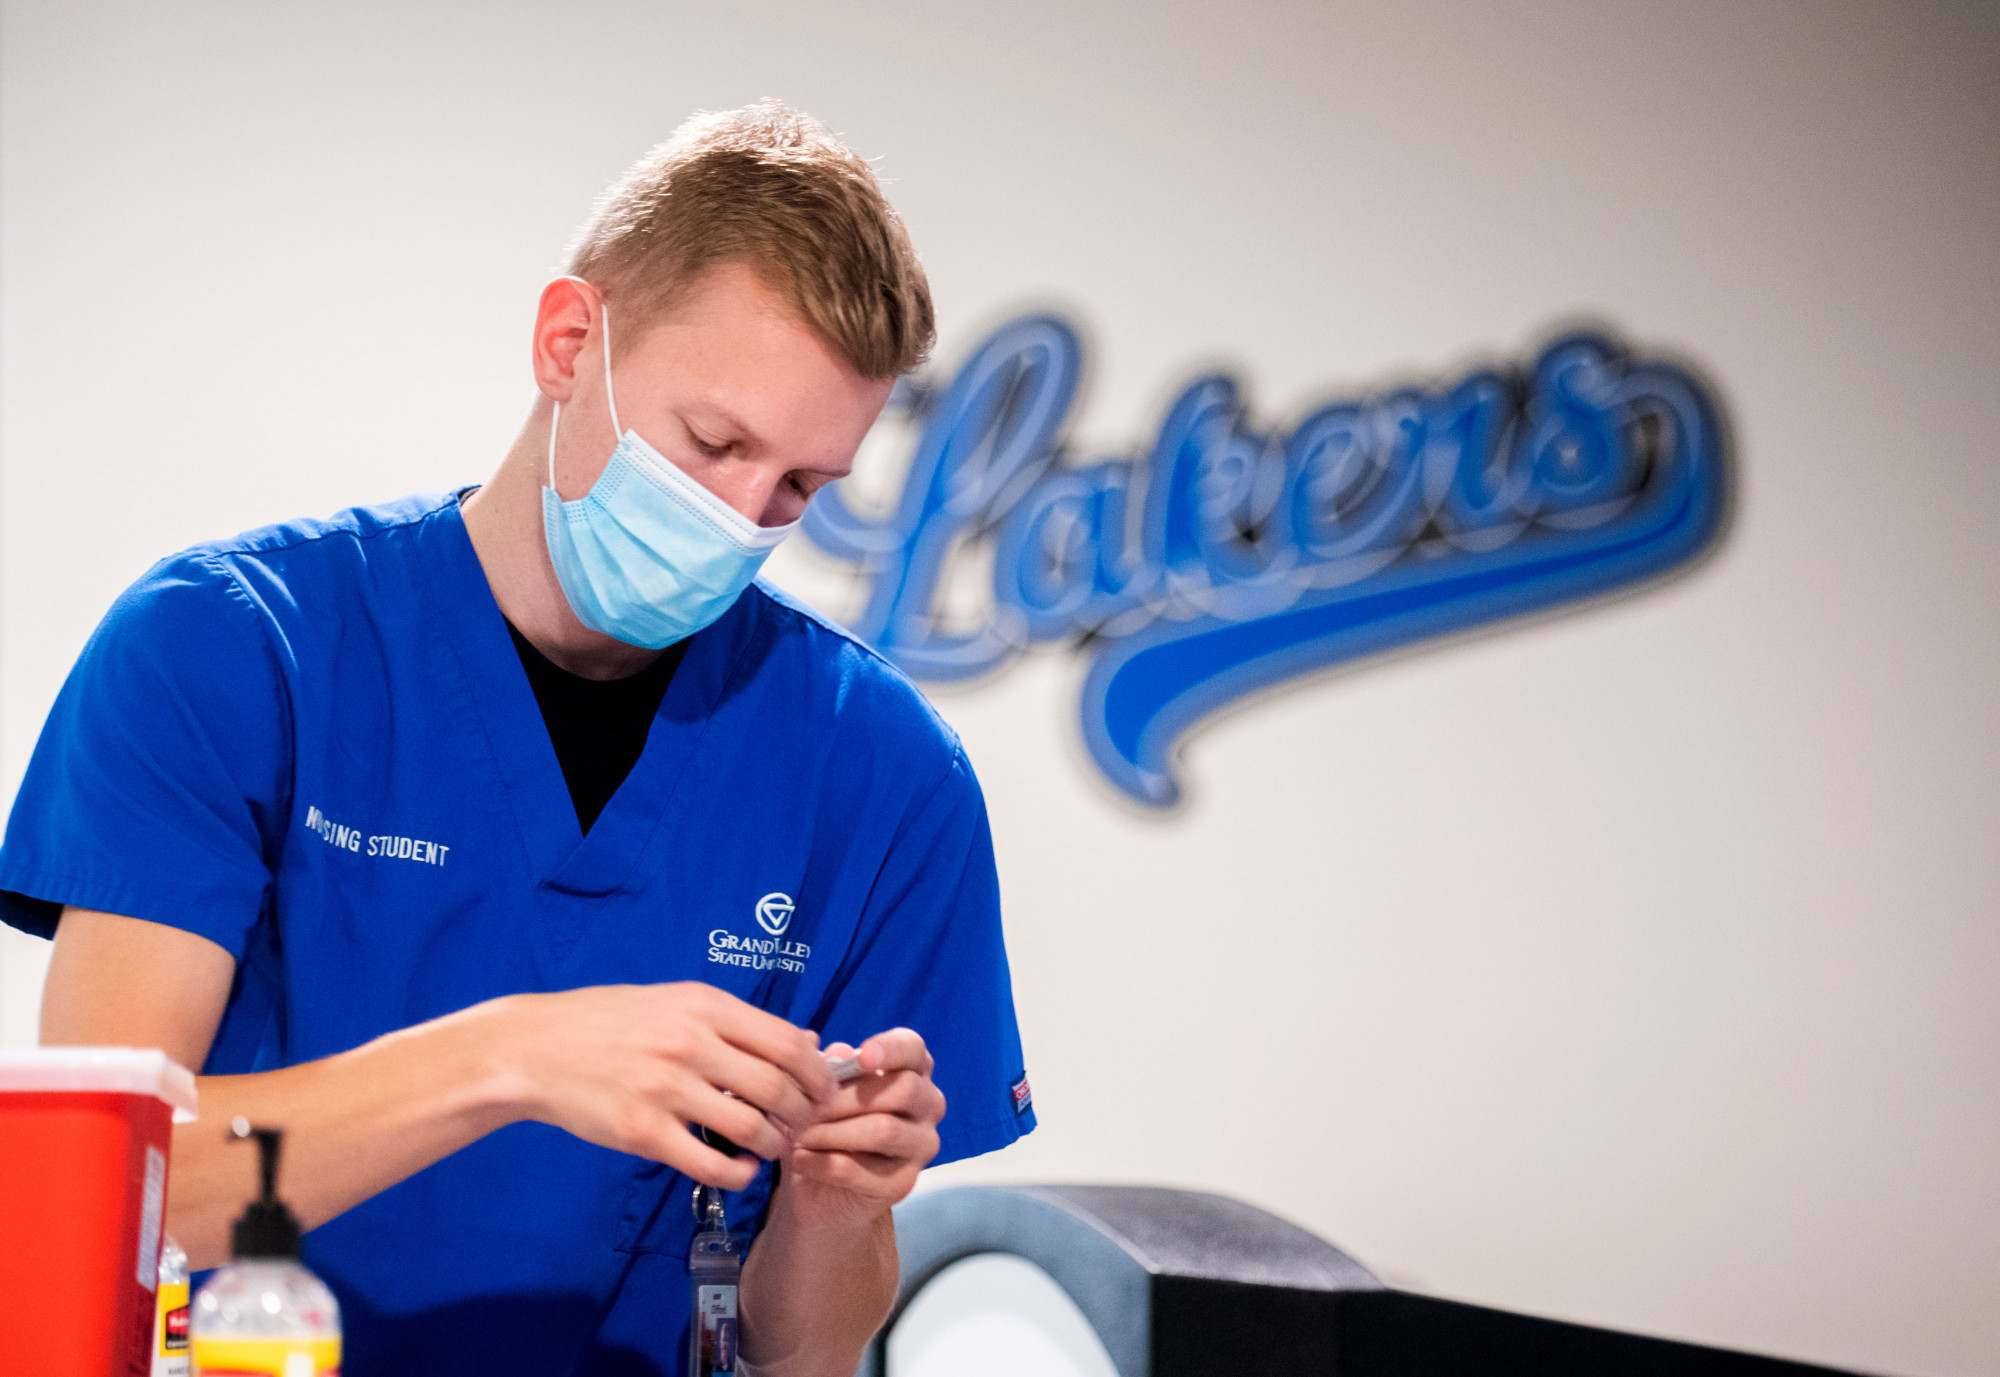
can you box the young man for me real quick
[0,101,1036,1375]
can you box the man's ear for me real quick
[532,276,602,402]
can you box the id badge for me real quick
[690,1184,743,1377]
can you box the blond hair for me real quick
[559,99,935,379]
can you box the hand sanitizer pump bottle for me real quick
[189,1118,341,1376]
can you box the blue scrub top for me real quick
[0,490,1037,1375]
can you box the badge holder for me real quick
[689,1180,743,1377]
[691,1120,747,1377]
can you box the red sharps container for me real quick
[0,1047,198,1376]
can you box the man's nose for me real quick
[696,463,786,529]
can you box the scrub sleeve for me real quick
[809,743,1036,1165]
[0,554,288,964]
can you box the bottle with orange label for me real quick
[190,1119,341,1376]
[154,1232,190,1376]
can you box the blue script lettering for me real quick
[803,317,1725,806]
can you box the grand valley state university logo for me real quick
[802,315,1727,807]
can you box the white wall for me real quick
[3,2,1995,1374]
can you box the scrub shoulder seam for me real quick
[742,583,971,774]
[187,549,303,779]
[182,492,460,563]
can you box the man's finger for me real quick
[699,988,837,1103]
[856,1027,932,1076]
[787,1146,910,1196]
[691,1038,819,1134]
[795,1110,938,1162]
[644,1121,761,1192]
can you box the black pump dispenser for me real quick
[227,1117,303,1260]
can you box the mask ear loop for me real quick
[600,301,622,437]
[547,299,623,495]
[546,401,562,493]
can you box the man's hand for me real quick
[497,983,839,1192]
[779,1027,947,1229]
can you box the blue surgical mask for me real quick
[540,302,797,649]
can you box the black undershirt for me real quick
[506,622,687,835]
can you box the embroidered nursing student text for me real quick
[303,805,451,867]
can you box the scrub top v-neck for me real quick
[0,488,1037,1377]
[427,499,723,906]
[505,621,685,837]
